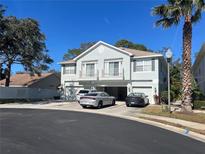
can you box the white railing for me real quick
[101,69,124,80]
[78,70,99,80]
[78,69,124,80]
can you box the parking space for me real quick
[47,101,143,116]
[0,101,145,117]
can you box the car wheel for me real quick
[112,100,115,106]
[126,103,131,107]
[82,105,87,109]
[97,101,103,109]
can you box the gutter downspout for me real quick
[129,56,134,93]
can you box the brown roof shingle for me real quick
[60,59,76,64]
[0,73,53,87]
[118,47,162,57]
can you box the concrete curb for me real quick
[1,105,205,143]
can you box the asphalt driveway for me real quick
[0,108,204,154]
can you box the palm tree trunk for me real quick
[181,16,192,112]
[5,62,11,87]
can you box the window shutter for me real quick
[133,61,136,72]
[152,59,155,71]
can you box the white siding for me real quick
[76,44,131,80]
[60,42,166,103]
[195,55,205,95]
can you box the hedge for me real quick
[193,100,205,110]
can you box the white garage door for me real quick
[132,87,154,104]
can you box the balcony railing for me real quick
[78,70,98,80]
[101,69,124,80]
[102,73,123,78]
[78,69,124,80]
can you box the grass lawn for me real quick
[139,116,205,135]
[142,105,205,124]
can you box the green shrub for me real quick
[160,91,168,98]
[193,100,205,110]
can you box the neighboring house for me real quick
[193,43,205,95]
[60,41,167,104]
[0,72,60,89]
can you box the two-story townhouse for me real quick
[193,43,205,95]
[60,41,167,104]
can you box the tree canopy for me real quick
[152,0,205,28]
[0,6,53,86]
[115,39,148,51]
[63,42,96,60]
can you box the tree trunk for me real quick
[181,16,193,113]
[5,62,11,87]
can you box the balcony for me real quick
[78,69,124,81]
[100,69,124,80]
[78,70,98,81]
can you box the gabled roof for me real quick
[118,47,162,58]
[73,41,133,60]
[0,73,55,87]
[193,43,205,72]
[59,41,163,64]
[59,59,76,65]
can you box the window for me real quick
[134,59,154,72]
[64,65,76,74]
[86,63,95,77]
[85,93,98,96]
[109,62,119,76]
[144,60,152,71]
[135,61,143,72]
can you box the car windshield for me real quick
[129,93,144,97]
[79,90,89,94]
[85,93,98,96]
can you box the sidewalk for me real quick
[135,113,205,131]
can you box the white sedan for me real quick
[79,92,116,109]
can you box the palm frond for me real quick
[152,5,170,17]
[155,17,179,28]
[193,0,205,8]
[152,3,181,28]
[191,0,205,23]
[191,9,202,22]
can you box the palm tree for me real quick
[152,0,205,112]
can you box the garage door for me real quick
[104,87,127,101]
[132,87,154,104]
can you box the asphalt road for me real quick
[0,109,205,154]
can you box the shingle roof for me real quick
[59,59,76,64]
[0,73,53,87]
[118,47,162,57]
[59,41,163,64]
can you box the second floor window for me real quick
[86,63,95,77]
[134,59,154,72]
[109,62,119,76]
[64,65,76,74]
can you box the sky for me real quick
[1,0,205,73]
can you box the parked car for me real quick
[125,92,149,107]
[76,89,96,101]
[79,92,115,109]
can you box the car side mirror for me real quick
[145,95,148,98]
